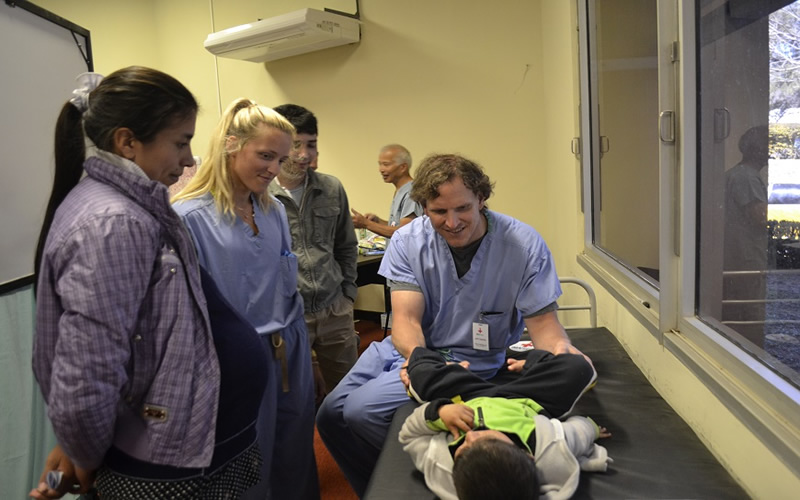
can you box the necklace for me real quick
[235,203,254,221]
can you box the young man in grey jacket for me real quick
[269,104,359,404]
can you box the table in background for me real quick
[356,254,391,335]
[356,254,384,287]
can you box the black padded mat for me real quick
[363,327,748,499]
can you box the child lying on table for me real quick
[399,346,612,500]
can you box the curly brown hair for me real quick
[410,154,494,207]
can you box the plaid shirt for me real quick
[33,156,220,470]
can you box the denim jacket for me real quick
[33,155,219,470]
[269,169,358,312]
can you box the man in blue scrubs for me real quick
[316,153,593,496]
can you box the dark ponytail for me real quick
[33,102,86,289]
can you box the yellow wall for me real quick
[34,0,160,70]
[31,0,800,496]
[36,0,549,237]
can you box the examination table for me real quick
[363,326,748,499]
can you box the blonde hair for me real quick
[172,98,295,218]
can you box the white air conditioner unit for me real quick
[204,8,360,63]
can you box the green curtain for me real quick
[0,284,60,498]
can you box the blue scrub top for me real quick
[379,210,561,376]
[174,193,304,335]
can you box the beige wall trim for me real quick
[665,326,800,479]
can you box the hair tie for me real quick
[69,72,104,113]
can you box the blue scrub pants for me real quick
[315,337,408,497]
[242,315,319,500]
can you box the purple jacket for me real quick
[33,156,220,470]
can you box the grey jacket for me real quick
[269,169,358,312]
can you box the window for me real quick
[580,0,800,392]
[584,0,661,285]
[578,0,800,475]
[697,0,800,387]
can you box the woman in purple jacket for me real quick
[30,67,268,499]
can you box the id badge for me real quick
[472,322,489,351]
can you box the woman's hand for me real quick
[29,445,95,499]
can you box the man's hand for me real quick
[399,359,411,390]
[351,208,369,229]
[550,338,578,355]
[506,358,526,372]
[438,404,475,440]
[525,311,594,366]
[551,339,594,367]
[29,445,94,499]
[507,342,593,371]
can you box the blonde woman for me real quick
[173,98,318,500]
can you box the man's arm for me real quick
[368,213,388,225]
[524,310,588,359]
[353,210,387,225]
[390,289,426,359]
[351,208,416,238]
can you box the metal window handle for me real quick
[714,107,730,142]
[599,135,609,159]
[659,110,675,144]
[571,137,581,158]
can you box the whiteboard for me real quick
[0,1,91,292]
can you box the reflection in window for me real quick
[698,0,800,387]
